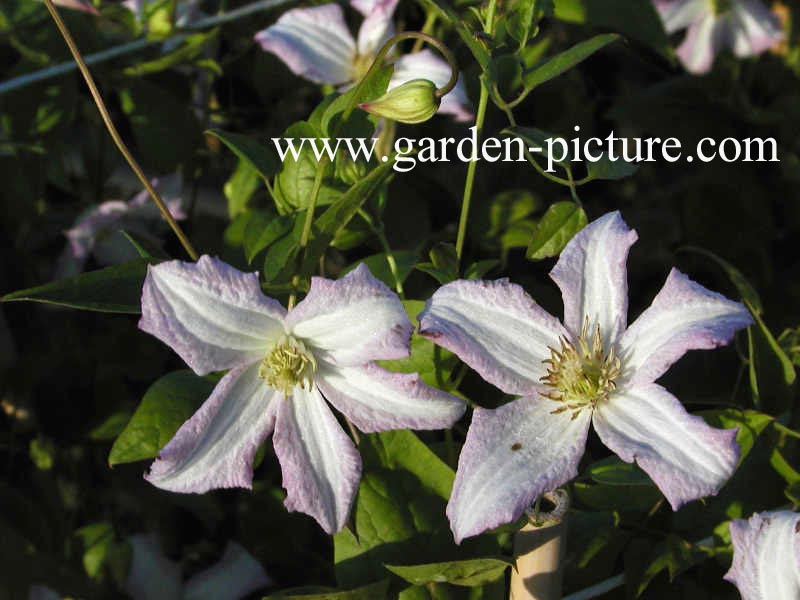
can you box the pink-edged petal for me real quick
[356,0,398,57]
[273,385,361,534]
[550,211,638,345]
[125,534,183,600]
[593,383,739,510]
[390,50,474,121]
[419,278,567,396]
[725,511,800,600]
[617,268,752,387]
[351,0,385,16]
[183,541,271,600]
[146,362,278,493]
[730,0,785,57]
[447,396,591,543]
[676,13,725,74]
[139,256,286,376]
[316,362,465,433]
[654,0,708,33]
[51,0,100,15]
[254,5,356,86]
[286,263,411,366]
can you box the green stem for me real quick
[454,0,498,264]
[358,209,404,297]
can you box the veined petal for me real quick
[316,362,465,433]
[273,386,361,534]
[725,511,800,600]
[447,396,591,543]
[420,279,567,396]
[139,256,286,376]
[286,263,412,366]
[617,268,752,387]
[390,50,473,121]
[125,534,183,600]
[146,363,278,493]
[676,13,724,74]
[356,0,398,58]
[183,542,271,600]
[730,0,784,57]
[254,4,356,86]
[593,384,739,510]
[550,211,638,346]
[654,0,708,33]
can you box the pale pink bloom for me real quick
[655,0,784,73]
[725,510,800,599]
[254,0,472,121]
[125,534,271,600]
[139,258,464,533]
[419,211,753,542]
[55,175,185,279]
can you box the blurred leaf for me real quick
[29,436,54,470]
[90,411,133,441]
[123,30,218,76]
[244,211,294,264]
[108,370,215,465]
[526,201,587,260]
[573,481,661,512]
[264,580,390,599]
[225,158,260,219]
[588,456,651,486]
[746,300,796,412]
[386,558,511,587]
[207,128,280,183]
[416,243,459,284]
[464,260,498,279]
[76,522,115,579]
[700,409,772,465]
[3,258,154,313]
[627,535,711,597]
[522,34,619,90]
[584,152,639,181]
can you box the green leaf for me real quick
[344,251,419,290]
[584,152,639,181]
[224,158,260,219]
[243,211,294,264]
[320,64,393,137]
[588,456,651,486]
[29,436,54,471]
[90,411,133,441]
[628,535,711,597]
[416,243,459,284]
[121,230,170,260]
[522,34,619,90]
[418,0,491,71]
[747,300,796,412]
[2,258,154,313]
[206,128,279,183]
[123,30,218,76]
[386,558,512,587]
[700,409,772,464]
[264,580,390,599]
[76,522,115,579]
[108,370,216,465]
[573,481,661,512]
[464,260,498,279]
[526,201,587,260]
[553,0,671,57]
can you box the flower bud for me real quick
[358,79,440,124]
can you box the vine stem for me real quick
[42,0,199,261]
[454,0,498,263]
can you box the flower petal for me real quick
[273,385,362,534]
[654,0,708,34]
[730,0,784,57]
[447,396,590,543]
[139,256,286,376]
[593,384,739,510]
[725,511,800,600]
[676,13,724,74]
[145,363,278,493]
[617,268,752,387]
[390,50,474,121]
[316,362,465,433]
[125,534,183,600]
[183,541,271,600]
[286,263,412,366]
[549,211,638,345]
[356,0,398,57]
[254,5,356,86]
[419,278,567,396]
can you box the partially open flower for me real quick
[359,79,440,124]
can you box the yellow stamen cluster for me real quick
[259,335,317,395]
[540,320,621,420]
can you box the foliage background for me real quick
[1,0,799,598]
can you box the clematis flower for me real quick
[655,0,784,74]
[418,211,753,542]
[55,175,185,279]
[139,257,465,533]
[254,0,473,121]
[125,534,270,600]
[725,510,800,599]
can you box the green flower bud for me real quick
[358,79,440,125]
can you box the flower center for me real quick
[351,52,376,81]
[709,0,732,14]
[259,335,316,395]
[540,320,621,419]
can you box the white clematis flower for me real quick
[655,0,784,74]
[725,510,800,599]
[419,211,753,542]
[254,0,473,121]
[139,257,465,533]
